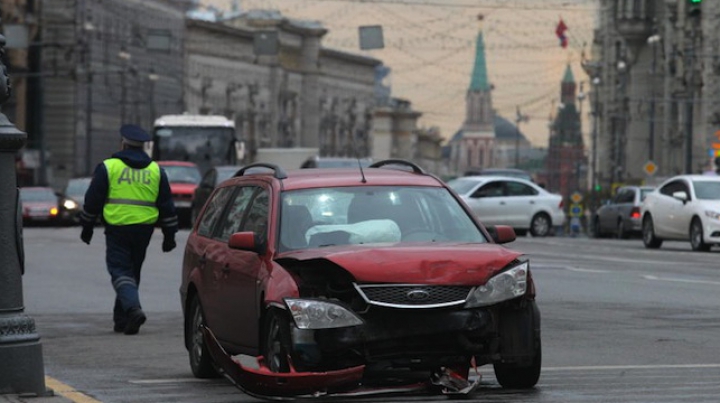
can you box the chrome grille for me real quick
[354,284,472,309]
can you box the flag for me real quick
[555,18,568,48]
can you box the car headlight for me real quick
[705,210,720,220]
[63,199,78,210]
[465,261,529,308]
[285,298,364,329]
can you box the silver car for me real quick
[592,185,654,239]
[448,176,565,237]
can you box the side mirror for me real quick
[487,225,516,244]
[228,231,266,254]
[672,191,688,203]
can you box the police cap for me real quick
[120,124,151,147]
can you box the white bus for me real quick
[149,114,245,174]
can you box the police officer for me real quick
[79,124,178,335]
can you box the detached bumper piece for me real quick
[202,327,478,400]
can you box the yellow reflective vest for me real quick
[103,158,160,225]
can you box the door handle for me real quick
[499,201,506,205]
[199,254,207,265]
[221,265,230,274]
[529,201,535,204]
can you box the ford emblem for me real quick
[406,289,430,301]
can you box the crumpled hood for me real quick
[277,243,523,285]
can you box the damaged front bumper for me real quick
[202,326,479,400]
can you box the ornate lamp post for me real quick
[0,32,47,395]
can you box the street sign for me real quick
[569,203,583,217]
[570,192,583,204]
[643,160,658,176]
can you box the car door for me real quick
[193,186,235,333]
[464,180,507,226]
[670,180,694,238]
[502,180,539,228]
[213,185,269,350]
[194,169,217,217]
[654,180,685,237]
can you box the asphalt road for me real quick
[18,227,720,403]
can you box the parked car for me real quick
[641,175,720,251]
[447,176,564,237]
[59,177,92,224]
[190,165,242,225]
[463,167,534,182]
[180,160,540,399]
[592,185,655,239]
[158,161,202,228]
[19,187,60,225]
[300,156,373,169]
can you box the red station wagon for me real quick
[180,160,541,399]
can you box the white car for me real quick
[641,175,720,251]
[447,176,565,237]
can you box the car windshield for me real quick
[217,168,239,183]
[20,188,56,202]
[66,178,91,197]
[279,186,486,251]
[446,178,482,195]
[692,181,720,200]
[162,165,201,184]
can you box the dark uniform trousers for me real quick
[105,224,154,328]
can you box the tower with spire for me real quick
[545,64,586,201]
[447,14,496,174]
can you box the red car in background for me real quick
[158,161,201,228]
[180,160,540,400]
[20,187,60,225]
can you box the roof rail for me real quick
[234,163,288,179]
[369,159,426,175]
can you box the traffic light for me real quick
[688,0,702,17]
[594,184,601,192]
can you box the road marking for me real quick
[644,275,720,286]
[45,376,102,403]
[564,267,609,273]
[543,363,720,372]
[128,378,215,384]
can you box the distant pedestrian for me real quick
[79,124,178,335]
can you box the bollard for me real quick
[0,30,47,395]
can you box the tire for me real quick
[187,296,219,378]
[262,309,292,373]
[690,218,711,252]
[529,213,551,237]
[642,215,663,249]
[494,344,541,389]
[592,216,602,238]
[493,301,541,389]
[616,219,627,239]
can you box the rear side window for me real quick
[197,187,234,238]
[216,186,258,242]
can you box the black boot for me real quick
[124,308,147,335]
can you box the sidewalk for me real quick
[0,393,74,403]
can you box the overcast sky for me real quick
[201,0,597,147]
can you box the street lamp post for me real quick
[514,106,528,168]
[591,76,601,193]
[647,34,661,162]
[0,31,47,396]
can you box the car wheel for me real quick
[616,219,627,239]
[642,215,663,249]
[529,213,551,237]
[592,216,602,238]
[262,309,292,373]
[187,296,219,378]
[494,344,541,389]
[690,218,710,252]
[493,300,541,389]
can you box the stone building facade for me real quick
[189,11,380,162]
[586,0,720,189]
